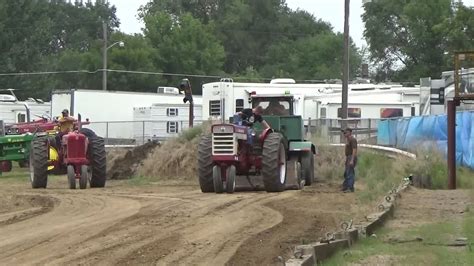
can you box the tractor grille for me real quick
[212,133,235,155]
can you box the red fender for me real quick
[259,128,274,144]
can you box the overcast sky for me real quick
[108,0,474,48]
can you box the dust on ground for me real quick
[0,175,370,265]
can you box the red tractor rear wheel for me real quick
[88,136,106,188]
[198,136,215,192]
[262,133,287,192]
[29,136,48,189]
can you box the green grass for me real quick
[0,166,30,181]
[404,149,474,189]
[126,175,157,186]
[178,125,204,142]
[323,200,474,266]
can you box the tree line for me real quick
[0,0,473,100]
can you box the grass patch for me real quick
[314,143,409,204]
[403,148,474,189]
[127,175,156,186]
[178,125,204,142]
[323,204,474,266]
[0,166,30,181]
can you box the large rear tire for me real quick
[80,128,98,138]
[29,137,48,189]
[301,152,315,186]
[88,136,106,188]
[262,133,287,192]
[198,136,214,192]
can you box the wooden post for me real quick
[447,100,456,189]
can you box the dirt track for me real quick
[0,177,365,265]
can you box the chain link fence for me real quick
[87,118,382,146]
[82,120,204,146]
[306,118,381,144]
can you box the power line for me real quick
[0,70,100,76]
[0,68,329,83]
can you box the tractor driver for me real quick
[58,109,75,133]
[55,109,75,147]
[235,106,270,144]
[236,106,270,129]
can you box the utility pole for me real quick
[180,79,194,128]
[102,21,108,91]
[341,0,350,131]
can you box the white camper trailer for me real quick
[133,103,203,142]
[201,79,421,123]
[0,92,50,124]
[51,89,202,142]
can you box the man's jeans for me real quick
[342,155,357,191]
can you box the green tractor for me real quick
[0,121,34,174]
[198,93,316,193]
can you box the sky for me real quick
[107,0,474,49]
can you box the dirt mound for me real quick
[137,137,199,181]
[107,141,160,180]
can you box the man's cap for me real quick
[341,127,352,133]
[62,109,69,114]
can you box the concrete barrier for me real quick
[285,180,411,265]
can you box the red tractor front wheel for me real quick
[67,165,76,189]
[79,165,88,189]
[213,165,224,194]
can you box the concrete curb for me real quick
[285,180,411,265]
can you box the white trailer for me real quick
[51,89,202,141]
[310,87,421,119]
[133,103,203,141]
[201,79,420,122]
[0,95,51,124]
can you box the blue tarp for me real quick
[377,111,474,170]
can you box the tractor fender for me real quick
[289,141,316,154]
[259,128,274,143]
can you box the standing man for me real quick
[342,127,357,192]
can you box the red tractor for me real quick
[28,119,106,190]
[198,94,316,193]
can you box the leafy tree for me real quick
[0,0,120,99]
[363,0,474,81]
[261,34,361,81]
[143,10,226,92]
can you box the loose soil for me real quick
[0,176,369,265]
[107,141,160,180]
